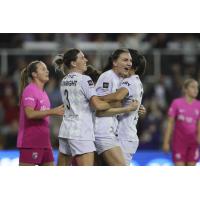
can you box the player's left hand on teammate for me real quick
[128,100,139,111]
[138,104,146,117]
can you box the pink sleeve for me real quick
[168,100,177,118]
[22,87,36,108]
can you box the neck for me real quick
[69,68,83,74]
[129,69,136,76]
[185,95,194,103]
[33,79,45,90]
[112,68,121,77]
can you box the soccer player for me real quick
[17,60,65,166]
[94,48,133,166]
[162,78,200,166]
[57,49,139,166]
[98,49,147,165]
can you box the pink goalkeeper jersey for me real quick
[17,82,51,148]
[168,97,200,142]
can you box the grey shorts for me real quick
[94,137,120,155]
[119,140,139,166]
[59,138,96,157]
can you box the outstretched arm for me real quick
[25,104,64,119]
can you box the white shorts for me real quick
[119,140,139,166]
[59,138,96,156]
[94,137,120,155]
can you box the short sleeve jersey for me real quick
[94,70,123,138]
[168,97,200,142]
[116,75,143,141]
[17,82,51,148]
[59,72,97,140]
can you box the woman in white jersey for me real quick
[94,48,134,166]
[57,49,138,166]
[98,49,147,165]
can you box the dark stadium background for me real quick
[0,33,200,165]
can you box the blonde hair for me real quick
[19,60,41,100]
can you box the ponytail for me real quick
[19,67,29,100]
[18,60,41,102]
[52,54,65,75]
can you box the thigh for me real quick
[19,148,43,165]
[57,151,73,166]
[101,146,126,166]
[75,152,95,166]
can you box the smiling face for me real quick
[112,52,132,77]
[72,51,88,73]
[33,62,49,83]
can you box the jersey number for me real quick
[64,89,70,109]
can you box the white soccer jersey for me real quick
[94,70,123,138]
[59,72,97,140]
[116,75,143,141]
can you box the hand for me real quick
[128,100,139,111]
[162,142,170,153]
[138,104,146,117]
[52,104,65,116]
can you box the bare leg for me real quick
[175,162,186,166]
[42,162,54,166]
[57,152,72,166]
[75,152,94,166]
[19,162,35,166]
[187,162,196,166]
[101,146,126,166]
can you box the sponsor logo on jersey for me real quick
[32,152,38,160]
[122,81,130,86]
[103,82,109,88]
[88,80,94,86]
[25,97,35,101]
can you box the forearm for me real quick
[163,118,174,144]
[96,106,131,117]
[26,109,52,119]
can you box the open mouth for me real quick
[124,67,129,71]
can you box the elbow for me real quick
[114,94,123,102]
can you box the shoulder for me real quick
[81,75,95,87]
[23,83,36,95]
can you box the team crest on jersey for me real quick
[32,152,38,160]
[88,80,94,86]
[103,82,109,88]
